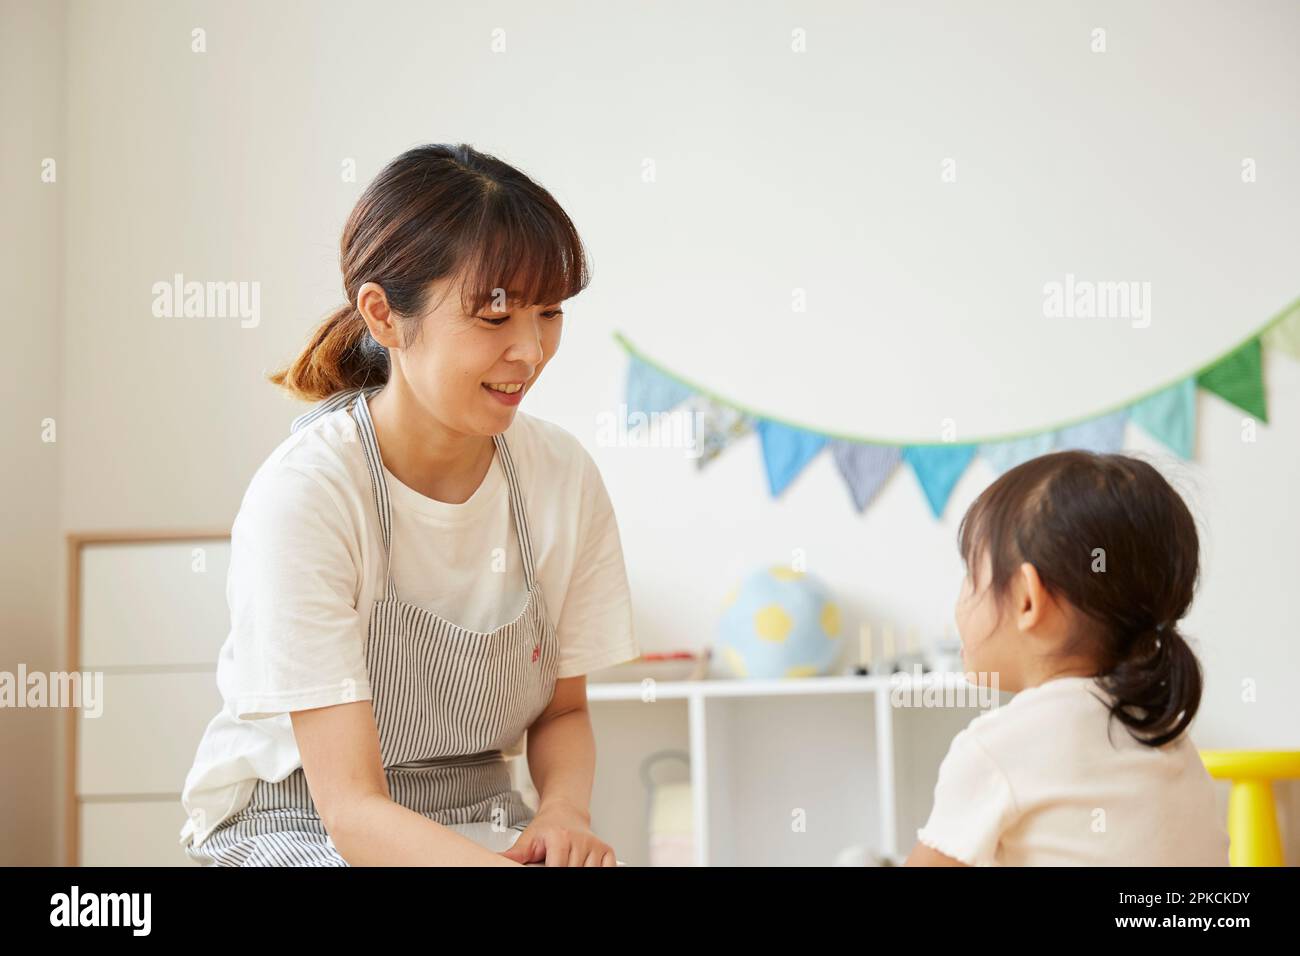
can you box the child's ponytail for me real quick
[1097,621,1203,749]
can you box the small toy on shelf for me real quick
[853,620,960,676]
[895,626,929,674]
[851,622,874,676]
[882,622,897,672]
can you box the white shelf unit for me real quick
[581,674,990,867]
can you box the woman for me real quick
[179,144,639,866]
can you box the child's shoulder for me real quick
[963,676,1112,752]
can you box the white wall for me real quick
[1,0,65,866]
[10,0,1297,862]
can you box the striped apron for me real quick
[186,385,559,865]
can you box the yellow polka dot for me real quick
[821,602,842,638]
[785,664,817,678]
[770,566,805,582]
[722,586,739,609]
[754,604,793,642]
[723,646,748,678]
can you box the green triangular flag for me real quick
[1196,338,1267,423]
[1262,300,1300,360]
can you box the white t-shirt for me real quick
[916,675,1229,866]
[179,403,639,849]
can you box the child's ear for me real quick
[1015,561,1047,631]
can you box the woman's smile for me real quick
[483,380,527,406]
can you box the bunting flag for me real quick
[830,442,901,512]
[687,396,752,469]
[1056,409,1129,454]
[755,420,828,497]
[615,296,1296,519]
[1129,379,1197,459]
[1263,301,1300,360]
[625,354,694,417]
[979,433,1055,475]
[1196,338,1267,422]
[902,444,978,518]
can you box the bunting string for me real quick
[616,296,1300,518]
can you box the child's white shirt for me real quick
[917,675,1229,866]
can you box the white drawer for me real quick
[79,800,198,866]
[80,540,230,668]
[77,671,223,796]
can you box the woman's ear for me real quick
[1015,561,1047,632]
[357,281,401,348]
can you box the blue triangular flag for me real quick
[830,442,901,512]
[902,444,977,518]
[755,420,827,497]
[1129,379,1196,458]
[978,432,1055,475]
[1056,409,1129,454]
[625,355,695,417]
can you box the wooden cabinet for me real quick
[67,533,230,866]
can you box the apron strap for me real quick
[290,386,365,435]
[492,432,538,592]
[349,386,399,602]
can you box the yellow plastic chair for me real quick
[1200,750,1300,866]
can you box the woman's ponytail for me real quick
[267,303,389,403]
[1097,623,1203,749]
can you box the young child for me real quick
[906,450,1230,866]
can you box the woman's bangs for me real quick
[453,199,589,316]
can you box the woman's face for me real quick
[394,278,564,437]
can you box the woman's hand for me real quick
[499,802,617,866]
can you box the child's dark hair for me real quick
[957,450,1202,748]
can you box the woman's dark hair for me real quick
[270,143,590,401]
[957,450,1203,748]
